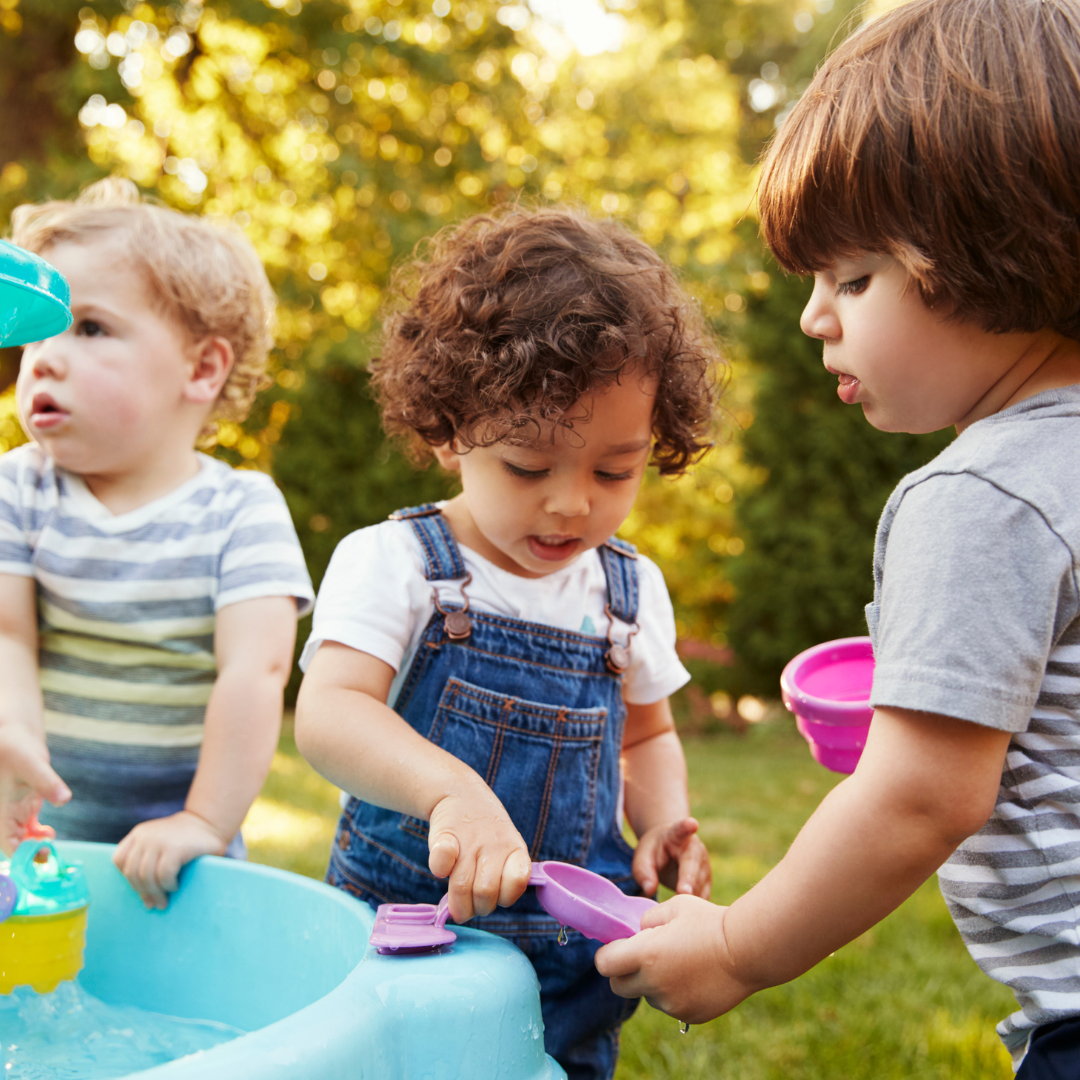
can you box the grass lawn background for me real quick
[244,718,1016,1080]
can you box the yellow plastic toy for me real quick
[0,840,90,994]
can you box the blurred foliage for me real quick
[727,271,953,695]
[0,0,953,697]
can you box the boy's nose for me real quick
[28,343,68,379]
[800,279,841,342]
[544,479,591,520]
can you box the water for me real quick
[0,983,243,1079]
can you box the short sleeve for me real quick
[0,449,35,577]
[216,476,314,615]
[871,472,1078,731]
[299,521,429,672]
[621,555,691,705]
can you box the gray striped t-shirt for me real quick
[0,444,314,842]
[866,385,1080,1067]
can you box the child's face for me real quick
[434,373,656,578]
[800,253,1032,433]
[17,241,203,477]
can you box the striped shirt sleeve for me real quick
[0,449,34,576]
[216,473,314,615]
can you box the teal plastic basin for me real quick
[59,842,566,1079]
[0,239,72,346]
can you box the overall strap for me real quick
[597,537,639,625]
[389,504,467,581]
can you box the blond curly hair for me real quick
[10,177,275,438]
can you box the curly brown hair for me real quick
[372,206,720,475]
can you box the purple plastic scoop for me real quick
[368,860,657,955]
[370,893,457,954]
[530,861,656,944]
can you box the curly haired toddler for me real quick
[296,206,717,1080]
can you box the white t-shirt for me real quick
[301,516,690,707]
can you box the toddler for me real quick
[295,206,715,1080]
[595,2,1080,1076]
[0,179,313,907]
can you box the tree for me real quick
[726,271,952,695]
[2,0,912,696]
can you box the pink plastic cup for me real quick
[780,636,875,774]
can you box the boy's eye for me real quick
[595,470,634,482]
[503,461,549,479]
[835,276,870,297]
[76,319,107,337]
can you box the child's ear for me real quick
[432,442,462,472]
[184,337,234,406]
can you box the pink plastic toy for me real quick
[529,861,656,944]
[370,893,457,954]
[780,636,875,774]
[370,861,658,954]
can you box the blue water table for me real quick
[54,842,566,1079]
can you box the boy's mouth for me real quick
[527,535,580,561]
[826,365,861,405]
[29,392,69,430]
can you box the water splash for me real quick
[0,982,243,1079]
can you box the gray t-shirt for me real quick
[866,385,1080,1063]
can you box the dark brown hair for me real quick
[372,206,719,474]
[758,0,1080,338]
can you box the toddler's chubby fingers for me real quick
[675,835,712,898]
[447,864,477,923]
[113,835,166,909]
[667,817,700,846]
[21,760,71,809]
[497,848,533,909]
[0,728,71,808]
[155,848,183,899]
[134,846,170,910]
[469,849,504,918]
[428,829,461,881]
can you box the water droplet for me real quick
[557,926,569,946]
[680,1021,691,1035]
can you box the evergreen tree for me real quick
[727,270,952,695]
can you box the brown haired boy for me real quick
[0,179,313,906]
[596,3,1080,1075]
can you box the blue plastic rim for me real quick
[0,238,72,346]
[56,842,566,1079]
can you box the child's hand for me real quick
[595,894,756,1023]
[632,816,712,899]
[0,725,70,855]
[427,789,532,923]
[113,810,227,910]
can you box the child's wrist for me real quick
[177,807,229,846]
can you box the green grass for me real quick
[245,720,1016,1080]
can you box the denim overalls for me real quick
[327,504,642,1080]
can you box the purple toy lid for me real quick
[780,636,875,727]
[370,894,457,954]
[0,873,16,923]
